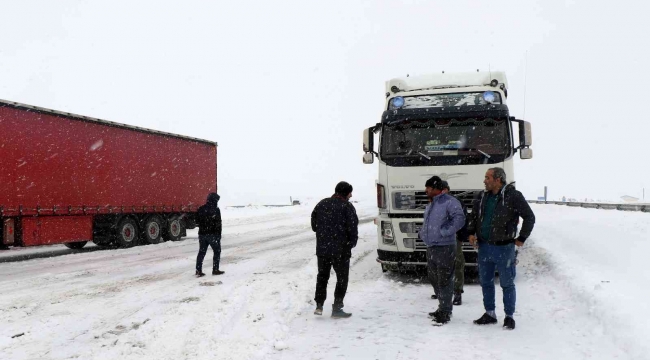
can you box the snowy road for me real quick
[0,202,647,359]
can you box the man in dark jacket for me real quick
[195,192,224,277]
[311,181,359,318]
[468,168,535,330]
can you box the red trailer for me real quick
[0,99,217,249]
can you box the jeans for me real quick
[196,234,221,272]
[315,256,350,308]
[478,242,516,316]
[427,244,456,313]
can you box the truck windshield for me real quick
[380,118,512,166]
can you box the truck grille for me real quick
[414,190,477,210]
[415,238,427,251]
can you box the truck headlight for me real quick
[381,221,395,245]
[393,191,417,210]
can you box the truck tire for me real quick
[115,217,139,248]
[142,215,163,244]
[163,216,183,242]
[165,216,183,241]
[64,241,88,249]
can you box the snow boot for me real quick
[432,311,451,325]
[473,313,498,325]
[331,303,352,319]
[314,303,323,316]
[503,316,516,330]
[212,269,225,275]
[195,270,206,277]
[428,309,440,319]
[453,291,462,306]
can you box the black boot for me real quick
[195,270,206,277]
[331,301,351,319]
[453,291,462,306]
[212,269,225,275]
[433,311,451,325]
[473,313,498,325]
[503,316,516,330]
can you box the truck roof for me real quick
[0,98,217,146]
[387,71,508,94]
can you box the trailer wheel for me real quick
[115,217,139,248]
[64,241,88,249]
[142,215,163,244]
[164,216,183,241]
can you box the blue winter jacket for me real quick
[419,193,466,247]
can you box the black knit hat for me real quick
[335,181,353,196]
[425,176,444,190]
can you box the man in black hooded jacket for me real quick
[195,192,224,277]
[311,181,359,318]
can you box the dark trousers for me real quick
[196,234,221,272]
[454,240,465,293]
[314,256,350,308]
[427,244,456,313]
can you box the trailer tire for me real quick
[64,241,88,249]
[142,215,164,244]
[163,216,183,242]
[115,217,139,248]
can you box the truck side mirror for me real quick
[519,121,532,147]
[520,148,533,160]
[363,128,374,153]
[363,127,376,164]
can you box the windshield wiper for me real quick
[383,149,431,160]
[417,151,431,160]
[457,147,492,162]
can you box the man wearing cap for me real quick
[420,176,466,325]
[311,181,359,318]
[438,181,469,306]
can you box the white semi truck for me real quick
[362,71,532,272]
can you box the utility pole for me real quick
[544,186,548,201]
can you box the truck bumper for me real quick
[376,247,478,271]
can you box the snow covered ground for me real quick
[0,201,647,359]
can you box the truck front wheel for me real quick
[64,241,87,249]
[115,217,139,248]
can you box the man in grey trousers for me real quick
[420,176,466,325]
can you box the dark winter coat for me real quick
[467,183,535,245]
[197,193,222,236]
[311,195,359,258]
[455,200,469,243]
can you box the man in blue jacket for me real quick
[420,176,466,324]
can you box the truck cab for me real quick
[362,71,532,271]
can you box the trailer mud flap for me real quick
[2,219,15,245]
[21,216,92,246]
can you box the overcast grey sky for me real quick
[1,0,648,205]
